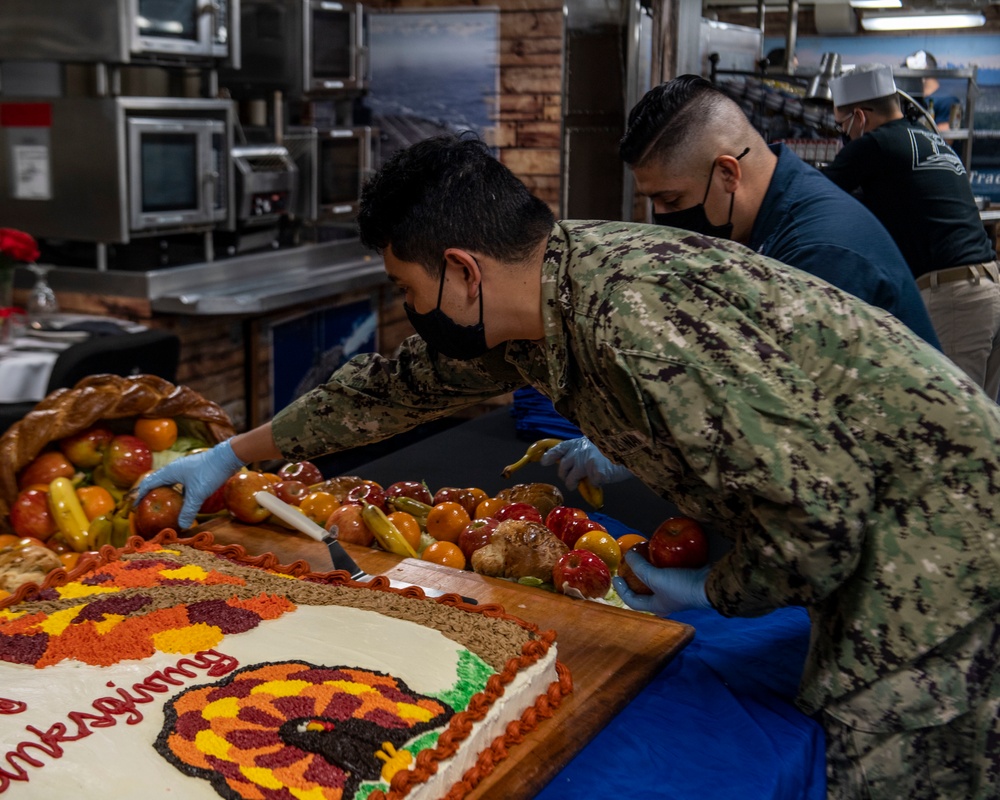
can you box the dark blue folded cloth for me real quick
[510,387,583,439]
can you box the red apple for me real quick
[457,517,499,563]
[325,504,374,547]
[384,480,434,506]
[59,426,114,469]
[17,451,76,491]
[276,460,325,486]
[648,516,708,569]
[102,435,153,488]
[223,471,275,524]
[544,505,588,542]
[10,489,58,541]
[617,539,654,595]
[432,486,479,516]
[552,549,612,600]
[556,517,607,548]
[493,502,543,524]
[134,486,185,538]
[274,480,310,506]
[199,485,227,515]
[344,482,386,512]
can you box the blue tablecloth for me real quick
[515,388,827,799]
[537,606,826,800]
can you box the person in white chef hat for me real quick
[823,63,1000,402]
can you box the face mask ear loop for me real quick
[434,259,448,310]
[723,148,749,225]
[472,256,484,325]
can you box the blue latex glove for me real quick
[538,436,634,490]
[613,549,712,617]
[136,439,246,529]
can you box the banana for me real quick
[501,438,564,478]
[502,437,605,510]
[48,477,91,552]
[387,496,432,528]
[576,478,605,510]
[87,514,114,550]
[361,503,418,558]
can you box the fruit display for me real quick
[0,380,708,607]
[0,374,235,599]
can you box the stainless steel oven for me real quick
[0,97,235,244]
[223,0,367,98]
[282,126,374,222]
[0,0,239,65]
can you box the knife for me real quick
[254,491,476,603]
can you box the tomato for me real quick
[76,485,116,521]
[474,497,508,520]
[425,502,471,543]
[421,541,466,570]
[387,511,422,551]
[299,491,339,526]
[133,417,178,452]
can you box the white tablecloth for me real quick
[0,343,64,402]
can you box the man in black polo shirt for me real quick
[824,63,1000,401]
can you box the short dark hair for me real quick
[357,134,555,274]
[619,75,721,167]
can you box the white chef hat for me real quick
[830,64,897,108]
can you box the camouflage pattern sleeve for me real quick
[270,333,524,460]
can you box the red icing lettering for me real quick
[0,650,239,793]
[0,700,26,715]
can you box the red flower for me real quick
[0,228,40,264]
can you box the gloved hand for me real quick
[136,439,247,530]
[538,436,634,490]
[613,549,712,617]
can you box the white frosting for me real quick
[0,600,557,799]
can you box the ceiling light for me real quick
[849,0,901,8]
[860,11,986,30]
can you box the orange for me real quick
[58,552,82,571]
[421,541,466,570]
[615,533,648,554]
[425,501,471,543]
[262,472,282,484]
[574,529,623,572]
[76,485,116,521]
[0,534,22,549]
[474,496,508,520]
[466,487,488,508]
[299,491,340,525]
[133,417,178,452]
[387,511,422,552]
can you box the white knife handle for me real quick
[254,491,329,542]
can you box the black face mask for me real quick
[653,147,749,240]
[404,259,489,360]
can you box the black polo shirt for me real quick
[823,118,993,279]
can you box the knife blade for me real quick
[253,491,477,603]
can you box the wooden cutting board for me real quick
[202,519,694,799]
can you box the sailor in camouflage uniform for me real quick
[139,135,1000,800]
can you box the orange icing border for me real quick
[1,529,574,799]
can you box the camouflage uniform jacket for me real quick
[272,220,1000,716]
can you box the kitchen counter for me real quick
[18,239,388,316]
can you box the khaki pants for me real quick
[918,260,1000,402]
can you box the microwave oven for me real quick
[282,126,375,222]
[222,0,367,98]
[0,97,235,245]
[0,0,239,65]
